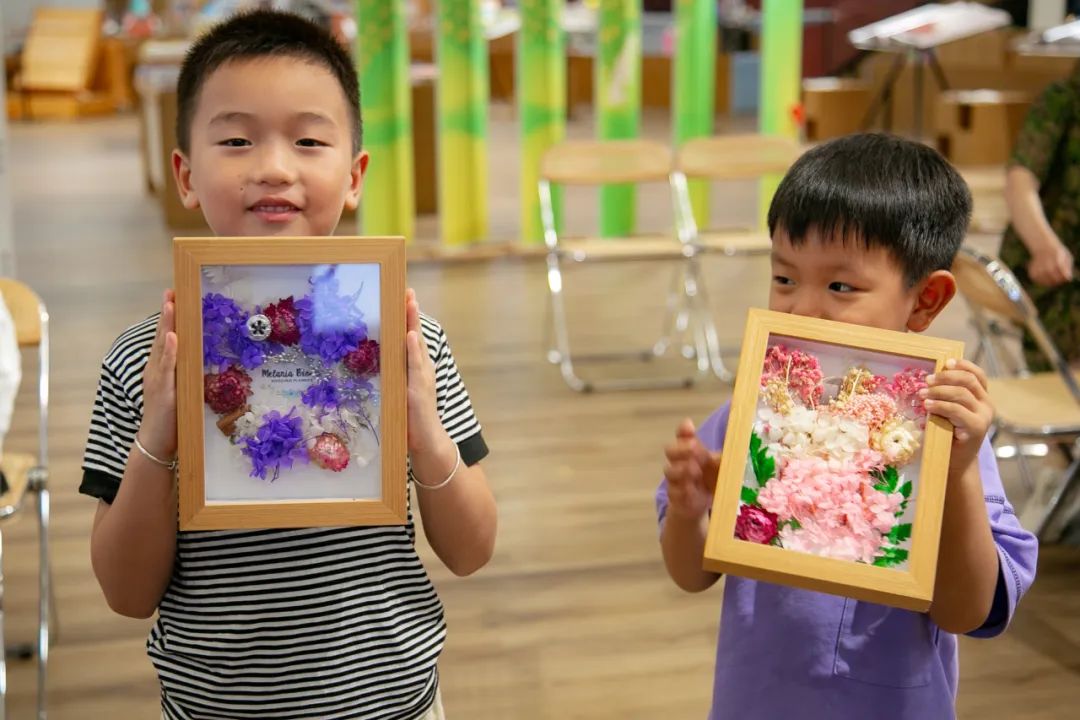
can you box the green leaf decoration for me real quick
[886,523,912,544]
[899,480,913,499]
[741,486,759,505]
[780,517,802,531]
[872,546,910,568]
[871,466,900,493]
[749,431,776,487]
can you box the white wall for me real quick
[0,3,14,275]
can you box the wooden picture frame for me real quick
[703,309,965,612]
[174,237,407,531]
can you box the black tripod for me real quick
[860,47,950,137]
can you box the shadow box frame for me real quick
[703,308,965,612]
[174,236,407,531]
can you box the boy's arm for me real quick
[87,293,179,618]
[412,437,496,577]
[406,292,496,577]
[658,418,724,593]
[923,359,1037,634]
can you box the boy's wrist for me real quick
[410,431,458,485]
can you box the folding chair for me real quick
[951,247,1080,542]
[539,139,710,392]
[0,278,51,720]
[665,134,802,380]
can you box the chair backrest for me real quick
[0,278,45,348]
[951,246,1080,403]
[0,278,50,467]
[19,8,104,92]
[676,134,801,181]
[540,139,672,186]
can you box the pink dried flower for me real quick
[735,504,779,544]
[309,432,350,472]
[887,368,930,421]
[834,393,899,433]
[761,345,824,406]
[756,451,899,564]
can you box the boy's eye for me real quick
[297,138,327,148]
[829,281,856,293]
[219,138,251,148]
[773,275,794,286]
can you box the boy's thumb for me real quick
[676,418,696,438]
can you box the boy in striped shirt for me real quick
[81,11,497,719]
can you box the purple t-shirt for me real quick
[655,402,1038,720]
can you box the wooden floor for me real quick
[1,115,1078,719]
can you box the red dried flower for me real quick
[734,504,780,545]
[309,432,350,472]
[204,366,253,415]
[265,296,301,345]
[344,339,380,376]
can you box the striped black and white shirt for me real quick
[81,312,489,720]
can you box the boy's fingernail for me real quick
[918,388,928,398]
[926,374,936,384]
[945,359,957,369]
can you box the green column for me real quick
[437,0,489,246]
[673,0,716,229]
[596,0,641,237]
[519,0,566,245]
[356,0,414,240]
[758,0,803,227]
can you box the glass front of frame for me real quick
[200,263,383,504]
[734,335,935,571]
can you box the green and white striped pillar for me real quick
[759,0,803,226]
[596,0,641,237]
[437,0,489,246]
[518,0,567,244]
[356,0,415,240]
[673,0,716,229]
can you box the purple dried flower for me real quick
[241,410,307,480]
[295,269,368,365]
[202,293,246,369]
[302,379,341,410]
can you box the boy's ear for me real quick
[906,270,957,333]
[344,150,370,211]
[171,150,201,210]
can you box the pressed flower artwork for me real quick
[735,339,932,570]
[704,309,961,611]
[200,263,384,502]
[175,237,407,530]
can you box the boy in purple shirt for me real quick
[657,134,1038,720]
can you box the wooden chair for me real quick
[671,133,802,255]
[0,279,51,719]
[952,247,1080,542]
[7,7,114,121]
[539,139,712,392]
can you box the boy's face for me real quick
[769,228,955,333]
[172,56,367,237]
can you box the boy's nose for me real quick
[788,293,826,320]
[253,144,297,185]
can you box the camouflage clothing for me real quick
[1000,77,1080,371]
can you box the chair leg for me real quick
[686,260,734,383]
[544,253,699,392]
[1,526,7,720]
[1035,451,1080,543]
[35,479,50,720]
[652,263,691,359]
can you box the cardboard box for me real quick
[935,90,1031,166]
[802,78,872,142]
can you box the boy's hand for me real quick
[405,289,451,457]
[663,419,721,521]
[1028,238,1074,288]
[139,290,178,459]
[921,358,994,477]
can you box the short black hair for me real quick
[176,9,361,154]
[767,133,971,286]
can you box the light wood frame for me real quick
[175,237,407,531]
[703,309,964,612]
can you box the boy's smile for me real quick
[172,56,367,237]
[769,228,955,334]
